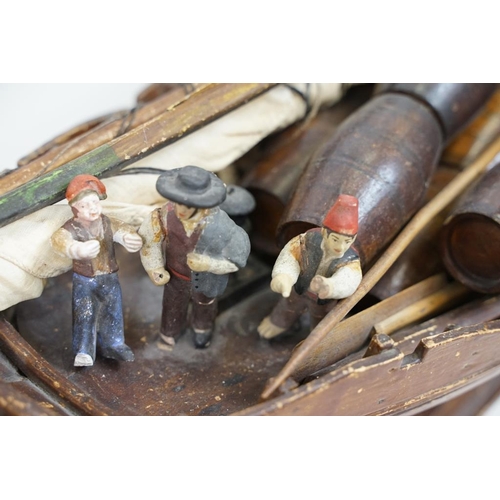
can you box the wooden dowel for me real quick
[372,281,469,336]
[261,134,500,400]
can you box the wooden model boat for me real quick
[2,83,500,416]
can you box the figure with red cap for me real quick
[258,194,362,339]
[51,174,143,367]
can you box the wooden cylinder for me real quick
[441,88,500,168]
[370,166,458,300]
[378,83,497,141]
[242,85,373,255]
[440,162,500,293]
[278,92,443,266]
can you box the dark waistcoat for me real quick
[294,229,359,297]
[63,215,118,277]
[161,205,202,279]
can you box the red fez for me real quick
[323,194,359,235]
[66,175,107,204]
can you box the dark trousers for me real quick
[72,272,126,360]
[161,274,218,340]
[269,288,337,332]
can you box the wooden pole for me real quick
[0,83,275,228]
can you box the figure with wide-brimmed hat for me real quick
[139,165,251,348]
[258,194,362,340]
[51,174,143,367]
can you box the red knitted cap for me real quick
[323,194,359,235]
[66,175,107,204]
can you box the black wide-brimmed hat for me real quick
[156,165,227,208]
[220,185,256,216]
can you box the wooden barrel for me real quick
[242,85,373,255]
[378,83,498,142]
[278,84,496,267]
[278,92,443,266]
[440,162,500,293]
[371,166,458,300]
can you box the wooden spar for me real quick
[0,83,275,228]
[261,134,500,400]
[371,281,470,336]
[15,110,129,168]
[9,83,210,178]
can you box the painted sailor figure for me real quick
[258,194,362,339]
[51,175,143,367]
[139,166,251,349]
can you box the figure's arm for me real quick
[110,218,143,253]
[51,228,100,260]
[310,260,362,300]
[138,209,170,285]
[269,236,301,298]
[187,210,250,275]
[186,253,239,274]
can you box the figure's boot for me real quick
[100,344,135,362]
[193,328,212,348]
[74,353,94,367]
[257,316,287,339]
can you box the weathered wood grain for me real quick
[10,84,209,176]
[0,380,66,416]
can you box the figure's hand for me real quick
[122,232,143,253]
[270,273,295,298]
[69,240,100,260]
[187,253,212,272]
[310,275,331,300]
[148,267,170,286]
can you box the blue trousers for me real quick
[72,272,126,360]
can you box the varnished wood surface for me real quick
[371,166,457,300]
[419,374,500,416]
[237,320,500,416]
[278,92,443,266]
[0,317,116,416]
[0,350,70,416]
[440,162,500,293]
[261,134,500,400]
[289,274,451,381]
[441,88,500,168]
[379,83,497,141]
